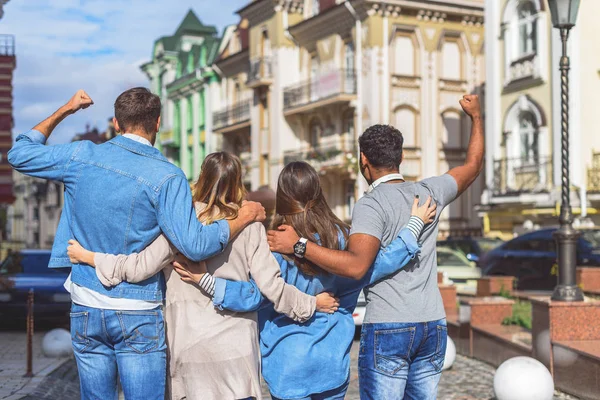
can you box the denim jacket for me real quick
[8,130,229,301]
[212,228,419,398]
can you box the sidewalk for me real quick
[0,332,71,400]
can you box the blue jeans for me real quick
[270,380,349,400]
[358,319,447,400]
[70,304,167,400]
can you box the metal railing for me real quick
[283,69,356,111]
[283,138,356,169]
[0,35,15,56]
[492,156,553,195]
[588,152,600,192]
[247,56,272,85]
[212,100,251,131]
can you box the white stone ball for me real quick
[442,336,456,370]
[42,328,73,358]
[494,357,554,400]
[535,329,578,367]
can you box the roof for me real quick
[152,10,218,58]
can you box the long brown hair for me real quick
[272,162,350,276]
[193,152,247,224]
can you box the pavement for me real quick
[0,329,580,400]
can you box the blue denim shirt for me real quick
[8,130,229,301]
[213,228,420,398]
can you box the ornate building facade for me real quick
[482,0,600,238]
[214,0,485,231]
[141,10,222,181]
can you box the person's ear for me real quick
[113,117,120,133]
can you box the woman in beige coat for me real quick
[67,152,337,400]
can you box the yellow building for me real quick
[482,0,600,238]
[214,0,485,232]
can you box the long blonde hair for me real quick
[193,152,247,224]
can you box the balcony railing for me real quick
[588,152,600,193]
[283,69,356,111]
[0,35,15,56]
[247,57,272,87]
[213,100,251,131]
[283,138,356,171]
[492,156,553,196]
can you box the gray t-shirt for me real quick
[350,174,458,323]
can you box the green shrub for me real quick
[502,301,532,330]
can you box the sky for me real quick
[1,0,248,144]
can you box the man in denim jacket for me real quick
[8,88,265,400]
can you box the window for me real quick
[393,107,417,148]
[441,110,463,149]
[437,251,468,267]
[518,1,537,57]
[441,40,462,80]
[392,35,415,76]
[309,119,321,148]
[343,110,354,138]
[32,207,39,221]
[519,112,539,163]
[345,181,355,219]
[344,42,354,72]
[312,0,319,16]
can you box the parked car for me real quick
[438,236,504,263]
[353,290,366,326]
[0,249,71,320]
[437,247,482,292]
[480,228,600,291]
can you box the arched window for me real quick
[518,1,537,57]
[441,110,463,149]
[392,35,415,76]
[441,40,462,80]
[519,111,539,163]
[393,107,417,148]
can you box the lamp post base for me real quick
[551,284,584,302]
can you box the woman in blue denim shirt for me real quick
[209,162,436,400]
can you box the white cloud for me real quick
[2,0,247,144]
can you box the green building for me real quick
[141,10,221,181]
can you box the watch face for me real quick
[294,243,303,254]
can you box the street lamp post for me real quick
[548,0,584,302]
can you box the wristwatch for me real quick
[294,238,308,259]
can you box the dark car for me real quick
[0,249,71,319]
[438,236,504,264]
[480,228,600,291]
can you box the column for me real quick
[179,97,189,179]
[192,92,201,177]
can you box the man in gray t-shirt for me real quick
[268,94,483,398]
[350,174,457,325]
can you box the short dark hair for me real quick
[114,87,161,135]
[358,124,404,169]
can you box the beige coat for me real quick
[93,203,316,400]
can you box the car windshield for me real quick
[437,250,469,267]
[475,238,503,253]
[0,253,53,275]
[581,230,600,249]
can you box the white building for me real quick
[482,0,600,237]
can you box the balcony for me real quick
[283,69,356,115]
[246,57,272,89]
[492,156,553,196]
[588,152,600,193]
[283,138,356,174]
[212,100,251,133]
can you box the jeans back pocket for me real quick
[374,327,416,376]
[430,325,448,372]
[116,310,161,354]
[70,311,90,353]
